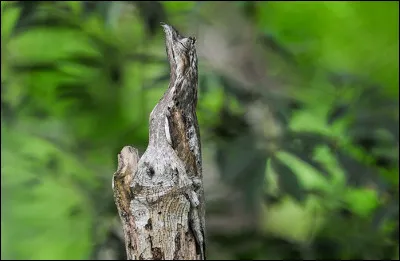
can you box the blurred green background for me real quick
[1,1,398,260]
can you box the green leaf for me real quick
[9,27,97,63]
[271,157,306,202]
[1,126,93,259]
[1,3,21,40]
[344,188,379,217]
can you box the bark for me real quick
[112,23,205,260]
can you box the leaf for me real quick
[10,27,96,63]
[351,134,398,171]
[259,33,296,63]
[335,151,389,193]
[211,106,248,142]
[1,2,21,40]
[12,11,81,37]
[219,73,297,127]
[1,127,93,259]
[271,157,306,202]
[64,52,104,68]
[284,145,330,177]
[125,53,165,64]
[219,75,259,103]
[350,113,399,143]
[216,134,267,208]
[56,82,95,112]
[7,2,39,35]
[162,1,197,14]
[372,202,399,230]
[344,188,380,217]
[216,135,261,182]
[283,130,335,157]
[327,104,349,125]
[143,73,170,89]
[11,62,59,73]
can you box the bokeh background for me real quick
[1,1,399,260]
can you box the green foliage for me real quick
[256,1,399,95]
[1,1,398,260]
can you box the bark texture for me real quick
[112,23,205,260]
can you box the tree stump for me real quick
[112,23,206,260]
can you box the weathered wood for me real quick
[112,23,205,260]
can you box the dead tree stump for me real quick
[112,23,206,260]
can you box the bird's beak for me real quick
[160,22,173,34]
